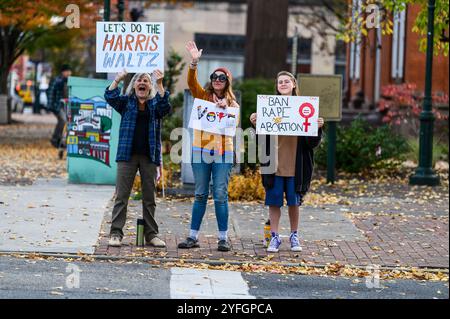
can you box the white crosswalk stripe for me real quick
[170,267,255,299]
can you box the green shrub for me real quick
[315,118,410,173]
[234,78,275,129]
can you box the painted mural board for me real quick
[67,76,119,185]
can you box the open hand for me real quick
[152,69,164,85]
[115,69,127,83]
[186,41,203,63]
[250,112,257,126]
[318,117,324,128]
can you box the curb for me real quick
[0,251,448,273]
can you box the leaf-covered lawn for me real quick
[0,123,66,185]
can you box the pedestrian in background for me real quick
[47,64,72,148]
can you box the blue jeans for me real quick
[191,154,233,232]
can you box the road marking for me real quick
[170,267,255,299]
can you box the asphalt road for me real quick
[0,256,447,300]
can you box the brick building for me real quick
[345,2,449,122]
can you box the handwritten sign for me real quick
[96,22,164,73]
[188,98,238,137]
[256,95,319,136]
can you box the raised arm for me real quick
[152,69,172,118]
[104,69,128,115]
[186,41,206,98]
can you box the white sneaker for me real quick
[147,237,166,247]
[108,235,122,247]
[290,232,303,252]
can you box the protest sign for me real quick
[188,98,238,137]
[256,95,319,136]
[96,22,164,73]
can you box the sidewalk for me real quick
[0,179,114,254]
[1,114,449,269]
[94,181,449,269]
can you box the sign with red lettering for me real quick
[188,99,239,137]
[96,22,164,73]
[256,95,319,136]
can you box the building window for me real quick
[194,33,245,85]
[287,37,312,74]
[335,40,347,88]
[391,9,406,81]
[349,0,362,80]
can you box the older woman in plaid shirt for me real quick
[105,69,172,247]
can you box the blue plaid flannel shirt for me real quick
[104,86,172,165]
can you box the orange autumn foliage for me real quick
[0,0,99,30]
[228,169,266,201]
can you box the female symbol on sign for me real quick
[298,102,315,133]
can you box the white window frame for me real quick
[391,9,406,80]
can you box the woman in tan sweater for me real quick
[250,71,324,253]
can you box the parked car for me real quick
[16,81,34,107]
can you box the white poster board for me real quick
[256,95,319,136]
[96,22,164,73]
[188,98,238,137]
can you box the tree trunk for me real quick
[0,68,8,96]
[0,27,22,123]
[244,0,289,79]
[0,69,10,124]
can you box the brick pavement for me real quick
[94,196,449,268]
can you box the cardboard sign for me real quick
[256,95,319,136]
[188,98,238,137]
[96,22,164,73]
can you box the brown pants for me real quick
[110,154,159,241]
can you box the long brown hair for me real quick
[205,74,237,105]
[275,71,299,96]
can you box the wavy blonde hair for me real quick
[275,71,299,96]
[125,73,155,100]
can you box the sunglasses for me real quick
[210,73,228,83]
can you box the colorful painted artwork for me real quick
[66,96,113,166]
[188,98,238,137]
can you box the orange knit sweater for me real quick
[187,67,239,156]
